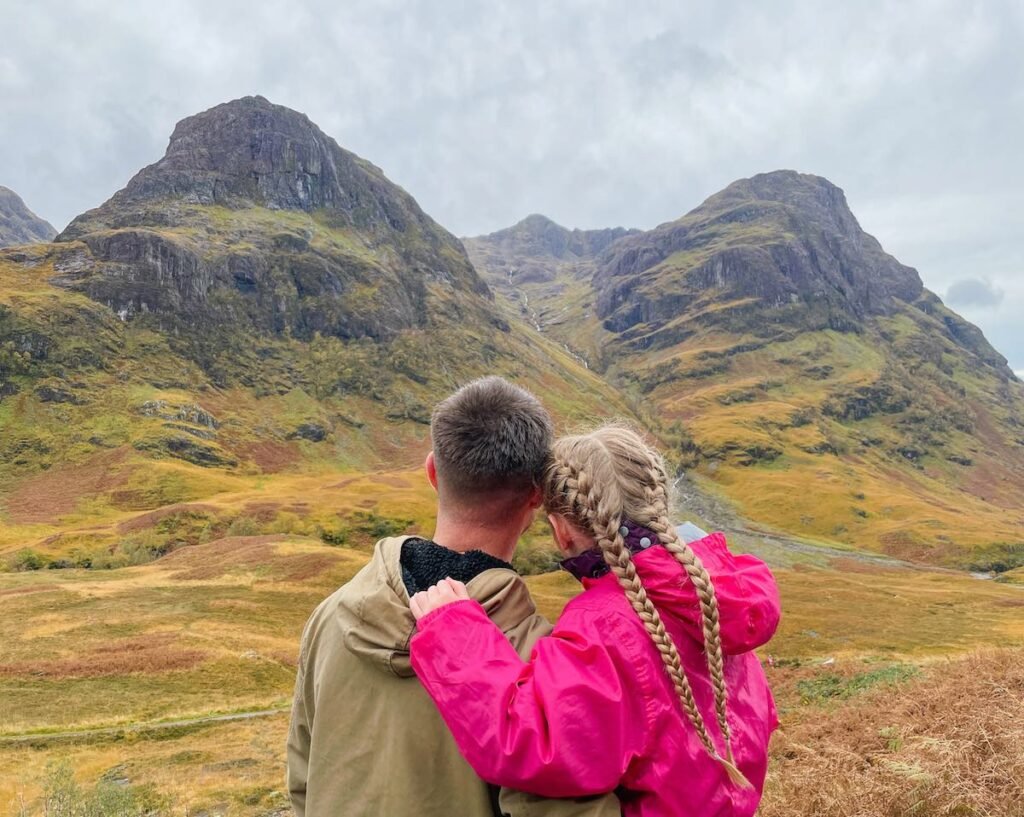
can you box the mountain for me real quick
[54,95,493,362]
[0,186,57,247]
[463,214,638,359]
[467,172,1024,568]
[0,97,629,567]
[464,214,637,283]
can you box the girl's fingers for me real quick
[409,592,425,620]
[445,578,470,600]
[412,580,469,621]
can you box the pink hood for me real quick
[612,531,780,656]
[411,532,781,817]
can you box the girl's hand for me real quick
[410,577,470,621]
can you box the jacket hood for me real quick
[590,532,780,655]
[337,536,540,677]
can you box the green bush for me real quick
[7,549,44,572]
[22,760,164,817]
[226,515,261,537]
[512,540,562,576]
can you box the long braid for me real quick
[547,443,750,788]
[638,457,739,773]
[548,461,719,759]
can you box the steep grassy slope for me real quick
[0,243,624,567]
[467,173,1024,568]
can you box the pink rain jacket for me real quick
[410,533,781,817]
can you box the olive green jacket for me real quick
[287,536,620,817]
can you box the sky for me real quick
[2,0,1022,375]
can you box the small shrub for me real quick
[318,523,349,546]
[25,760,162,817]
[8,549,44,571]
[226,515,261,537]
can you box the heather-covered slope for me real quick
[468,172,1024,568]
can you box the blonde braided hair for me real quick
[544,425,750,789]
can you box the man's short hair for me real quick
[431,376,553,501]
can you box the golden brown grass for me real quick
[3,520,1023,815]
[762,649,1024,816]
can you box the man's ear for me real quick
[527,485,544,509]
[424,451,438,492]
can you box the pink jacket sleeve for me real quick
[410,599,653,798]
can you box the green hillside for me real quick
[466,172,1024,569]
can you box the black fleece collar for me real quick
[400,537,515,595]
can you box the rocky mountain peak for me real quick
[0,186,57,247]
[59,96,444,241]
[705,170,862,238]
[43,97,493,360]
[121,95,356,212]
[468,214,638,263]
[596,171,926,337]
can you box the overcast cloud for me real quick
[2,0,1022,372]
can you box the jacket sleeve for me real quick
[411,599,652,798]
[688,533,781,655]
[286,630,313,816]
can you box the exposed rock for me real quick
[162,423,218,440]
[36,385,87,405]
[139,400,219,428]
[289,422,328,442]
[0,186,57,247]
[134,435,236,467]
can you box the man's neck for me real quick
[431,514,520,564]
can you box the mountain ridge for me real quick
[467,170,1024,567]
[0,186,57,247]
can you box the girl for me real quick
[409,426,781,817]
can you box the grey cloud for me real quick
[945,278,1005,309]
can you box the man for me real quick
[287,376,619,817]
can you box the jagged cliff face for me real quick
[52,96,490,351]
[0,186,57,247]
[596,172,924,334]
[592,171,1012,375]
[468,174,1024,567]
